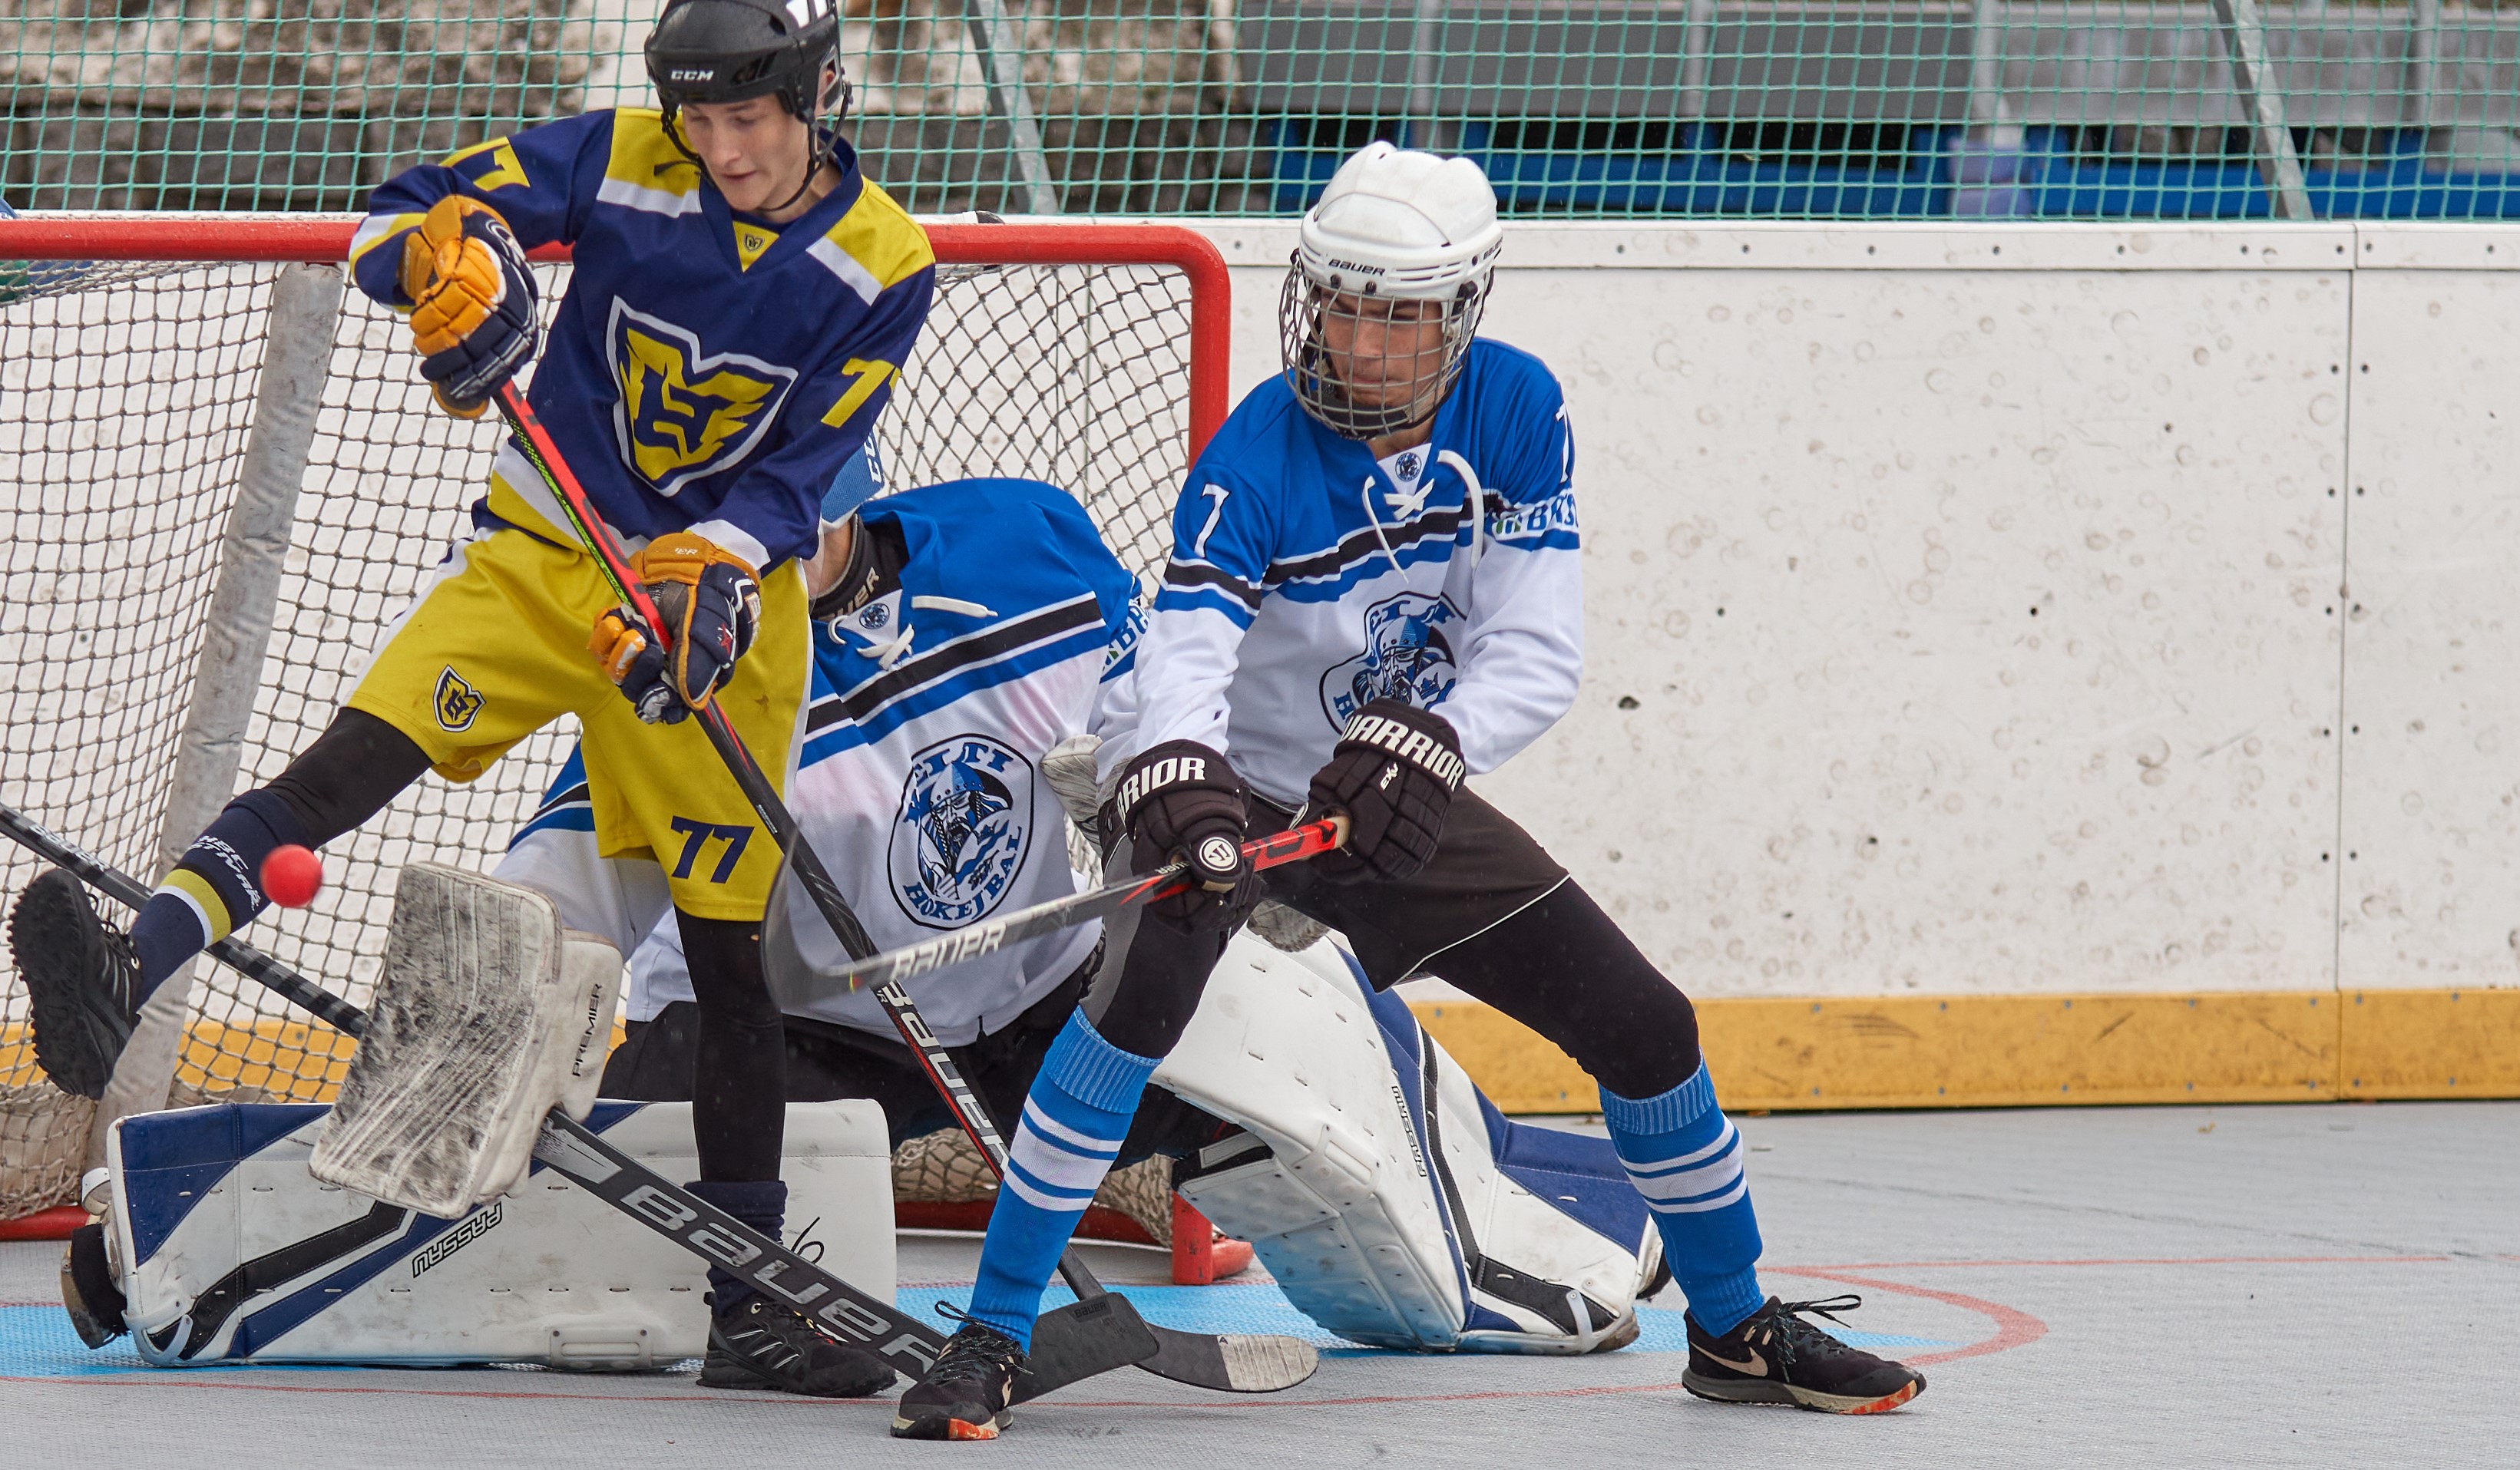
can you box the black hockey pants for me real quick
[1083,790,1705,1100]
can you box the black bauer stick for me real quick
[491,382,1321,1395]
[0,801,1157,1396]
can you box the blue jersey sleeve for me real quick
[1482,362,1579,552]
[1153,456,1278,630]
[348,111,614,310]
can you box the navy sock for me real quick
[1601,1063,1768,1336]
[964,1014,1159,1349]
[688,1178,786,1313]
[128,791,308,1000]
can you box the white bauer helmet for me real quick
[1280,141,1503,439]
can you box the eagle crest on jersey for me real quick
[607,299,801,494]
[1320,590,1463,728]
[890,735,1033,928]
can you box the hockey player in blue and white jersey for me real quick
[895,144,1929,1439]
[501,451,1674,1399]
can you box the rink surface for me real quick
[3,1102,2511,1468]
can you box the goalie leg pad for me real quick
[103,1098,893,1366]
[309,863,623,1217]
[1159,933,1662,1354]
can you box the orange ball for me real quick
[260,844,324,909]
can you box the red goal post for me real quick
[0,214,1229,1221]
[0,215,1232,456]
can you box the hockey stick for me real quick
[0,801,1153,1399]
[785,815,1348,1001]
[491,383,1320,1394]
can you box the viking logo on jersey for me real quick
[1320,591,1463,728]
[435,666,485,732]
[606,299,799,495]
[890,735,1033,928]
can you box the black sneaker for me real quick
[1683,1294,1926,1414]
[892,1313,1027,1441]
[700,1294,897,1397]
[9,869,143,1100]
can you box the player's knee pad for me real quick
[97,1098,892,1366]
[1154,933,1663,1354]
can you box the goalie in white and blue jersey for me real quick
[892,144,1928,1440]
[498,455,1192,1138]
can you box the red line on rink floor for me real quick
[1778,1255,2452,1270]
[1766,1267,2045,1369]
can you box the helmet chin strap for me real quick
[757,73,849,218]
[755,122,827,218]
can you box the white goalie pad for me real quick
[309,864,624,1217]
[1158,935,1664,1354]
[102,1099,894,1367]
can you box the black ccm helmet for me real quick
[647,0,846,128]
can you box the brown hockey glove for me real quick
[1110,740,1259,934]
[1305,699,1463,885]
[398,196,540,418]
[589,532,761,724]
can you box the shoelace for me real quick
[1761,1293,1867,1366]
[101,926,142,1010]
[928,1303,1024,1378]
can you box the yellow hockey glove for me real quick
[590,533,762,723]
[399,196,541,418]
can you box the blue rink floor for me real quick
[3,1102,2512,1468]
[0,1287,1957,1379]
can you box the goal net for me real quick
[0,216,1226,1220]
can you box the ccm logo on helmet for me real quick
[1116,755,1205,820]
[669,68,716,81]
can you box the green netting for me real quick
[2,3,2517,221]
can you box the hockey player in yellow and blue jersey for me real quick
[8,0,923,1401]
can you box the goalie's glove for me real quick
[1111,739,1259,935]
[1306,699,1464,884]
[398,196,540,418]
[589,532,762,724]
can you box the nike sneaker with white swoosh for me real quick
[1682,1294,1926,1414]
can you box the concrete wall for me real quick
[1190,220,2520,1007]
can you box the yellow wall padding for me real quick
[1412,989,2520,1113]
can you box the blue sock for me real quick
[1601,1064,1767,1336]
[687,1178,786,1313]
[964,1014,1159,1349]
[128,791,309,1000]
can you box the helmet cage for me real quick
[1278,258,1491,441]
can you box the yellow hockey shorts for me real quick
[348,526,808,921]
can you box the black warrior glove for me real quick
[1307,699,1465,885]
[1113,740,1258,933]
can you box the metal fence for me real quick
[3,3,2518,221]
